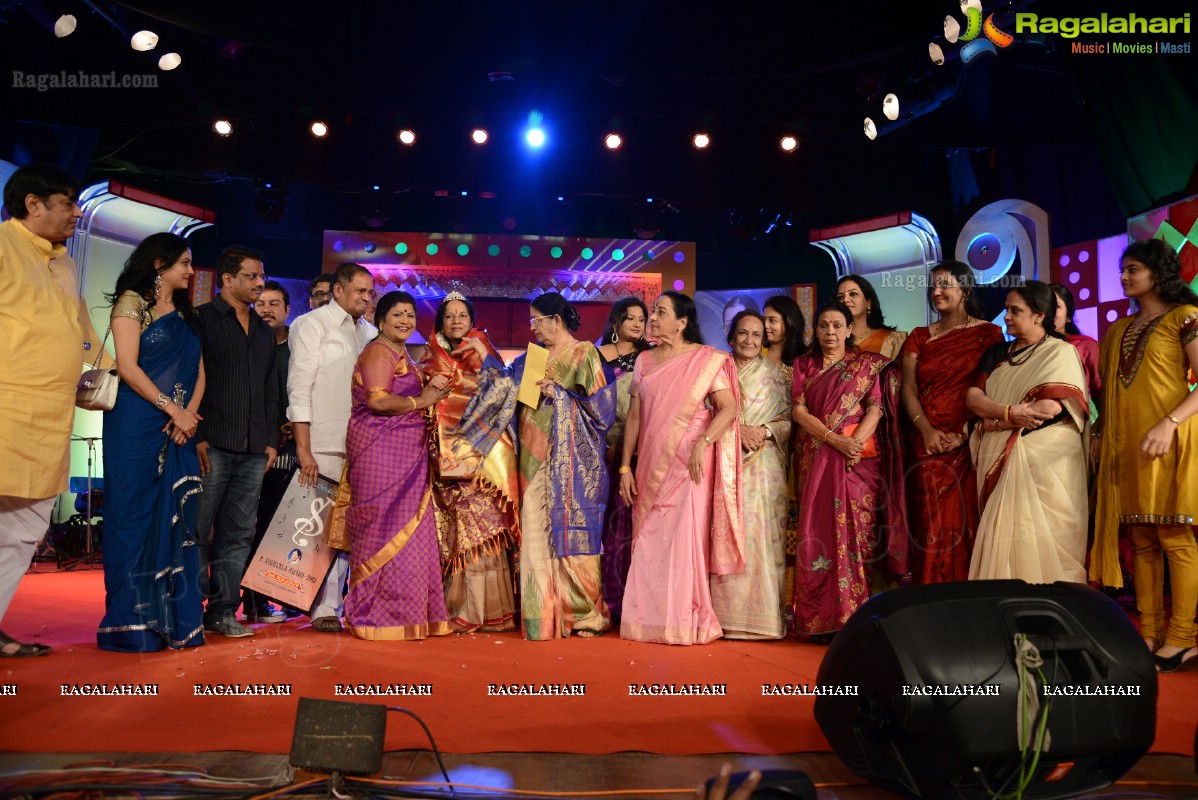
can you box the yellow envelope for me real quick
[518,343,549,409]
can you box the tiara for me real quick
[443,290,467,304]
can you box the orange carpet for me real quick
[0,568,1195,757]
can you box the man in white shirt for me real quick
[286,262,376,631]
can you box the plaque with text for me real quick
[241,472,339,611]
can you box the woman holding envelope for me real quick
[457,292,615,640]
[420,291,520,633]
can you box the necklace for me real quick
[546,339,580,371]
[934,315,971,337]
[1005,334,1048,367]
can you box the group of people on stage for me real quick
[1,165,1194,672]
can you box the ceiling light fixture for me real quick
[780,135,798,153]
[213,119,233,137]
[604,133,622,150]
[310,121,329,138]
[54,15,77,37]
[864,117,878,141]
[471,128,489,144]
[130,30,158,51]
[882,94,900,121]
[692,132,711,150]
[397,129,415,145]
[157,52,181,70]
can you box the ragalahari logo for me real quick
[945,0,1014,62]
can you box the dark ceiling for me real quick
[2,0,1191,276]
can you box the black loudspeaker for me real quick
[814,581,1156,800]
[290,697,387,775]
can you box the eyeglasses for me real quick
[443,313,471,322]
[310,290,331,300]
[238,271,266,283]
[530,314,555,329]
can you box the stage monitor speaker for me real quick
[290,697,386,775]
[814,581,1156,800]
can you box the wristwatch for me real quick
[762,426,772,439]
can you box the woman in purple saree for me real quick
[792,302,909,640]
[344,291,452,640]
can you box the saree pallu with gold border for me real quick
[621,346,744,645]
[968,336,1089,583]
[459,342,616,639]
[421,329,519,631]
[344,342,451,640]
[792,349,908,636]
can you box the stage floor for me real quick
[1,567,1195,762]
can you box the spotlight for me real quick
[397,129,415,145]
[692,132,711,150]
[54,15,77,37]
[130,30,158,51]
[213,119,233,137]
[944,15,961,43]
[882,93,900,121]
[780,135,798,153]
[310,121,329,138]
[604,133,622,150]
[157,53,181,71]
[929,42,946,64]
[864,117,878,140]
[471,128,489,144]
[525,128,546,148]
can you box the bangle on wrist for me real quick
[824,430,833,442]
[154,393,170,411]
[912,414,923,425]
[1166,414,1180,425]
[618,465,632,475]
[1003,405,1011,423]
[702,433,712,445]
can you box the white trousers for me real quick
[0,495,55,623]
[310,452,347,619]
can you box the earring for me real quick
[611,330,619,344]
[153,274,162,300]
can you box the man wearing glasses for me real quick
[194,246,279,637]
[308,273,333,311]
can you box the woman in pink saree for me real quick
[792,302,909,640]
[618,291,743,645]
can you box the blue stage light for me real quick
[526,128,546,148]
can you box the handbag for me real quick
[841,423,879,458]
[76,325,119,411]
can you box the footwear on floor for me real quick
[311,616,343,633]
[1153,646,1198,673]
[243,605,286,624]
[204,617,254,638]
[0,630,52,658]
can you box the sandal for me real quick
[576,629,604,638]
[0,630,53,658]
[311,616,343,633]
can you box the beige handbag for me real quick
[76,325,119,411]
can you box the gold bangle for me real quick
[1004,405,1011,423]
[1166,415,1181,425]
[618,466,632,475]
[824,430,833,442]
[911,414,923,425]
[702,433,712,445]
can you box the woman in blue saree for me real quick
[98,232,206,653]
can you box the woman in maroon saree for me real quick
[792,302,908,639]
[901,261,1005,583]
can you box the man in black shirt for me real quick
[194,246,278,638]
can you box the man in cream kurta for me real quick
[287,263,376,629]
[0,163,107,657]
